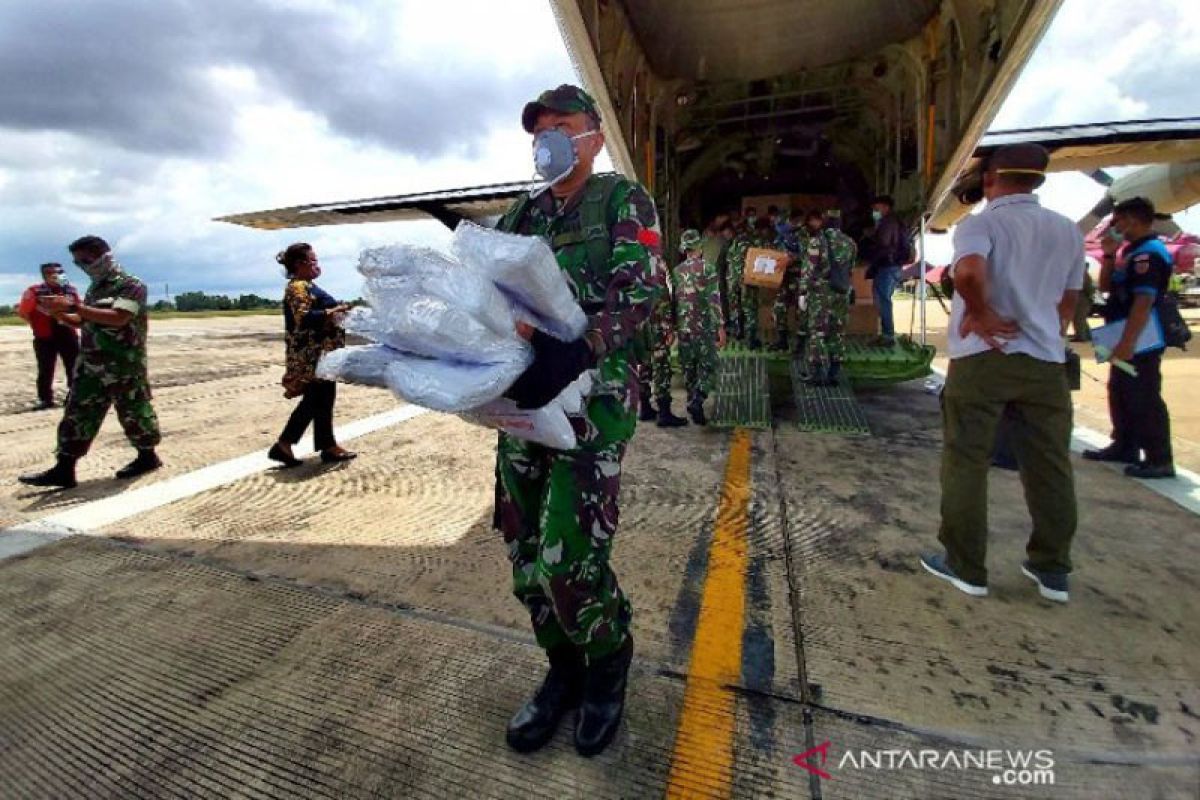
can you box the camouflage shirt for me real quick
[498,173,663,446]
[800,228,858,291]
[673,252,723,336]
[80,262,150,375]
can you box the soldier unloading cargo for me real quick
[492,84,662,757]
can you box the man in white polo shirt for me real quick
[921,144,1084,603]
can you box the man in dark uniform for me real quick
[18,263,81,408]
[493,85,662,757]
[19,236,163,489]
[1083,197,1176,478]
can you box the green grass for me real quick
[0,308,280,326]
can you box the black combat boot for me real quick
[687,392,707,426]
[656,400,688,428]
[116,448,162,480]
[805,363,827,386]
[638,392,656,422]
[18,455,77,489]
[506,646,584,753]
[575,637,634,757]
[826,359,842,385]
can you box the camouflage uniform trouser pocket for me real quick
[57,368,161,458]
[494,433,631,664]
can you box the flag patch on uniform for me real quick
[638,229,661,249]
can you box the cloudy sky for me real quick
[1,0,1197,302]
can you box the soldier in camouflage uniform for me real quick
[724,224,752,343]
[799,210,858,385]
[635,265,688,427]
[729,216,775,349]
[675,229,725,425]
[19,236,162,489]
[493,85,662,758]
[772,212,807,352]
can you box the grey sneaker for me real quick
[919,552,988,597]
[1020,562,1069,603]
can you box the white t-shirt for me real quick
[948,194,1085,363]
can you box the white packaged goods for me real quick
[451,221,588,342]
[316,238,593,448]
[463,374,592,450]
[343,300,528,366]
[315,345,393,388]
[358,244,515,339]
[382,353,529,413]
[316,344,528,412]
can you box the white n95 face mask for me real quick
[531,129,597,196]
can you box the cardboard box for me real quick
[851,267,873,305]
[847,304,879,336]
[742,247,791,290]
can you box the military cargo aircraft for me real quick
[218,1,1200,387]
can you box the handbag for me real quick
[1156,294,1192,349]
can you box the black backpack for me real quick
[821,230,853,293]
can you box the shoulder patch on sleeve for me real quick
[1133,254,1151,274]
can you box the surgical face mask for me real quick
[1106,227,1124,243]
[871,210,883,223]
[531,128,597,195]
[44,271,64,286]
[745,215,757,227]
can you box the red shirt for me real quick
[18,282,81,340]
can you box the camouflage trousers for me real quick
[493,433,632,664]
[803,288,850,375]
[730,280,762,344]
[636,322,673,405]
[678,316,719,397]
[772,262,805,340]
[57,359,161,458]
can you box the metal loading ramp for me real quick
[790,360,872,435]
[710,351,771,429]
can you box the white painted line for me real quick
[927,366,1200,516]
[0,523,72,561]
[1,404,430,558]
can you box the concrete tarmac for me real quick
[1,316,1197,798]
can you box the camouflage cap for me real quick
[679,229,702,252]
[522,84,601,133]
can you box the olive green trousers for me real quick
[939,350,1077,585]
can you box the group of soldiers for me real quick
[638,204,858,427]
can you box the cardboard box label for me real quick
[743,247,790,289]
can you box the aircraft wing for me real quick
[215,180,533,231]
[929,117,1200,230]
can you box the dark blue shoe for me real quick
[1020,561,1069,603]
[919,553,988,597]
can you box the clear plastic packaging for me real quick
[318,344,529,413]
[451,221,588,341]
[319,235,593,447]
[315,344,394,388]
[358,244,516,339]
[343,299,527,366]
[382,352,529,412]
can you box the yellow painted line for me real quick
[666,428,752,799]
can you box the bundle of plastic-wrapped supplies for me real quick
[316,222,591,449]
